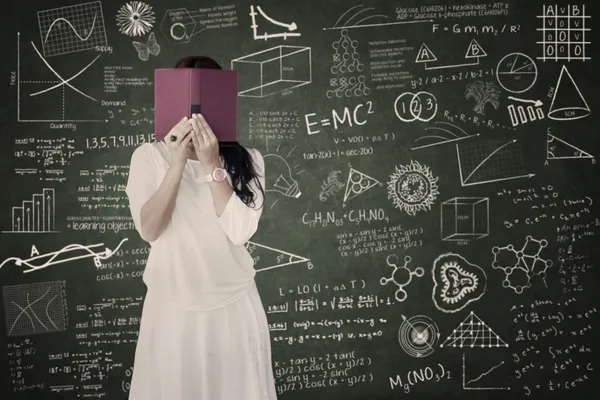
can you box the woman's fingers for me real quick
[179,130,193,148]
[178,119,194,136]
[170,119,192,143]
[190,127,199,147]
[190,114,203,136]
[197,114,217,141]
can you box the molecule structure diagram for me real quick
[380,254,425,302]
[491,235,553,294]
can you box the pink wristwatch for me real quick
[205,167,228,182]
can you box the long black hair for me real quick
[175,56,264,209]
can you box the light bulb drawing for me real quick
[263,154,302,198]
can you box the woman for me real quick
[125,56,278,399]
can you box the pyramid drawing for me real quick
[547,133,594,160]
[464,39,487,59]
[440,311,508,348]
[245,241,310,272]
[548,65,590,121]
[343,168,380,202]
[415,43,438,63]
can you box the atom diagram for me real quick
[491,235,553,294]
[398,315,440,358]
[387,160,439,216]
[116,1,155,36]
[380,254,424,302]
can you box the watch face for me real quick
[214,168,227,181]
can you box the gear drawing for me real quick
[381,255,424,302]
[491,235,553,294]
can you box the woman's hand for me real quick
[165,116,194,166]
[190,113,220,166]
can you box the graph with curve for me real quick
[37,0,108,57]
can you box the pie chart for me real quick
[496,53,538,93]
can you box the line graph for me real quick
[250,5,301,40]
[412,122,478,150]
[17,32,107,123]
[3,281,67,337]
[456,139,535,186]
[43,13,98,43]
[462,353,511,390]
[323,4,432,30]
[38,1,108,57]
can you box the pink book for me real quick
[154,68,238,141]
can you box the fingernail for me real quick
[182,116,188,120]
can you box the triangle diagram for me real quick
[465,39,487,59]
[547,133,594,160]
[245,241,310,272]
[343,168,380,202]
[548,65,590,120]
[415,43,437,63]
[440,311,508,348]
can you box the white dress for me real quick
[125,141,277,399]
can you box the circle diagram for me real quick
[496,53,538,93]
[394,91,438,122]
[398,315,440,358]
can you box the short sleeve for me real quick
[216,148,265,246]
[125,144,157,243]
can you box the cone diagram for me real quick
[548,65,590,120]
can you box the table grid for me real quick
[536,4,591,61]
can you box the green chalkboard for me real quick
[0,0,598,399]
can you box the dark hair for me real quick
[175,56,264,209]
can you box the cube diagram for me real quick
[441,197,489,241]
[231,45,311,97]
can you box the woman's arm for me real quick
[139,162,185,242]
[206,148,266,246]
[204,157,234,217]
[126,145,186,243]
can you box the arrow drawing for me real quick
[508,96,543,107]
[0,238,128,273]
[250,5,301,40]
[411,121,479,150]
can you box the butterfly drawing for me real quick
[133,31,160,61]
